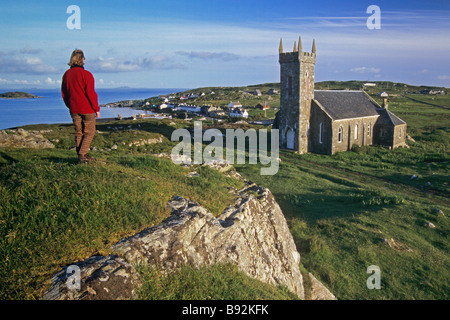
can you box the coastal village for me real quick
[101,87,277,122]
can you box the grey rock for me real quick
[42,183,306,300]
[432,208,444,216]
[308,273,337,300]
[41,255,141,300]
[424,221,436,229]
[0,129,54,149]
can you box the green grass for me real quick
[234,94,450,300]
[1,84,449,300]
[0,119,246,299]
[136,263,298,300]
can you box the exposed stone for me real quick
[41,255,141,300]
[406,135,416,143]
[431,208,444,216]
[113,184,304,298]
[0,129,54,149]
[128,135,163,147]
[185,171,199,177]
[41,182,306,300]
[424,221,436,229]
[202,159,233,172]
[382,237,413,252]
[308,273,337,300]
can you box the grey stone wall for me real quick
[278,48,316,154]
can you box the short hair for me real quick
[68,49,85,67]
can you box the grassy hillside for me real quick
[0,81,448,300]
[0,119,297,300]
[235,93,450,299]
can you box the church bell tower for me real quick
[278,36,316,154]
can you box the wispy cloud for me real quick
[0,51,57,74]
[350,67,381,74]
[89,55,186,73]
[437,75,450,80]
[0,77,42,85]
[281,9,450,29]
[19,46,42,54]
[175,51,240,61]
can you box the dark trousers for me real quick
[70,113,96,156]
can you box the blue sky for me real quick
[1,0,450,89]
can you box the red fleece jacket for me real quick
[61,66,99,114]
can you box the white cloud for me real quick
[89,55,185,73]
[437,75,450,80]
[350,67,381,74]
[0,51,57,74]
[175,51,240,61]
[44,77,61,85]
[19,46,42,54]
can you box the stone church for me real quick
[274,36,407,155]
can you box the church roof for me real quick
[376,108,406,126]
[313,90,380,120]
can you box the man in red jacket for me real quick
[61,49,100,164]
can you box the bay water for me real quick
[0,88,184,130]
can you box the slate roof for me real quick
[376,108,406,126]
[313,90,380,120]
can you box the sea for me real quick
[0,88,186,130]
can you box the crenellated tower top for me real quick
[279,35,316,64]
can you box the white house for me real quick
[178,105,201,113]
[230,107,248,118]
[228,101,242,108]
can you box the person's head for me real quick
[68,49,85,67]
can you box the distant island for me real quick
[0,91,42,99]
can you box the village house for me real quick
[256,103,271,110]
[229,107,249,119]
[210,110,226,118]
[274,36,407,155]
[228,101,242,109]
[201,105,223,115]
[178,104,201,113]
[420,89,445,95]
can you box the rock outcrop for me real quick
[42,182,307,300]
[307,273,337,300]
[0,128,54,149]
